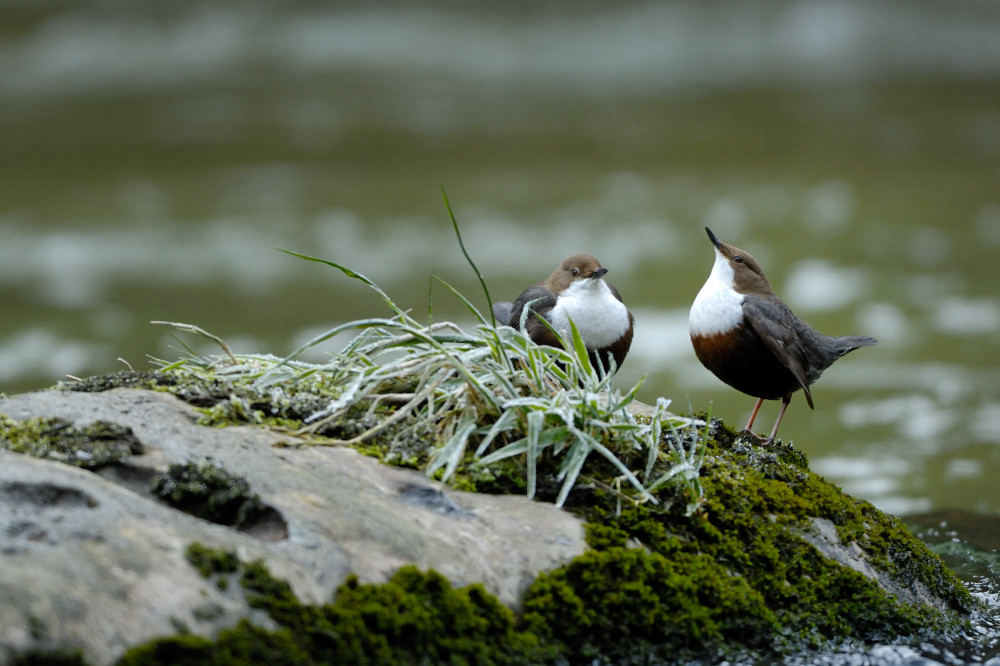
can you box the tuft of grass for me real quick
[151,259,704,510]
[149,197,706,511]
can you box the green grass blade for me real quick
[606,374,646,414]
[276,248,408,320]
[554,438,591,508]
[432,275,489,326]
[441,186,496,328]
[151,321,237,364]
[274,318,402,368]
[525,410,544,499]
[645,464,692,493]
[475,439,528,466]
[348,319,502,412]
[588,439,657,505]
[475,409,519,456]
[427,274,434,326]
[475,426,571,466]
[567,318,594,378]
[517,297,546,334]
[428,417,478,483]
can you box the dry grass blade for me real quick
[151,321,237,364]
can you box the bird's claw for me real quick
[738,429,774,446]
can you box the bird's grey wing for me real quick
[509,286,559,345]
[743,295,815,408]
[492,301,513,326]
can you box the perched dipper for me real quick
[689,227,877,444]
[493,254,634,374]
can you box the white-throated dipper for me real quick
[493,254,634,374]
[689,227,877,444]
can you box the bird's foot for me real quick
[738,429,774,446]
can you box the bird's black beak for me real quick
[705,227,722,248]
[590,267,609,279]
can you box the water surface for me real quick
[2,0,999,544]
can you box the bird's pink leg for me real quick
[744,398,764,433]
[759,395,792,445]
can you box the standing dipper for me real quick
[689,227,877,444]
[493,254,634,374]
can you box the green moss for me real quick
[62,370,439,469]
[0,415,143,467]
[65,370,335,429]
[10,649,87,666]
[322,567,543,665]
[119,550,547,666]
[116,634,216,666]
[196,396,303,431]
[152,460,266,529]
[62,371,166,394]
[523,546,776,663]
[697,427,975,618]
[525,421,975,658]
[186,542,240,579]
[120,622,314,666]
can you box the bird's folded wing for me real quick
[509,286,558,330]
[743,295,815,408]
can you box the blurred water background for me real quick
[1,0,999,613]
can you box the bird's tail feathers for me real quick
[836,335,878,356]
[492,302,513,326]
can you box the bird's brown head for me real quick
[704,227,774,295]
[545,254,608,292]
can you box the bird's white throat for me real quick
[689,249,744,337]
[550,279,630,348]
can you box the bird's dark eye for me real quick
[571,268,579,276]
[733,256,744,264]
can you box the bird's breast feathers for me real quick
[690,269,744,337]
[549,280,630,348]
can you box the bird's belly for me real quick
[550,297,630,349]
[691,326,801,400]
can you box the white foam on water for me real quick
[4,4,1000,99]
[782,259,870,313]
[933,297,1000,336]
[0,328,106,384]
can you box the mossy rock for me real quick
[63,370,332,428]
[43,370,980,661]
[0,415,142,467]
[151,460,267,529]
[119,548,545,666]
[62,370,432,466]
[115,423,976,665]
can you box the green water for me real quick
[1,4,998,523]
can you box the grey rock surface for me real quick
[0,388,586,664]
